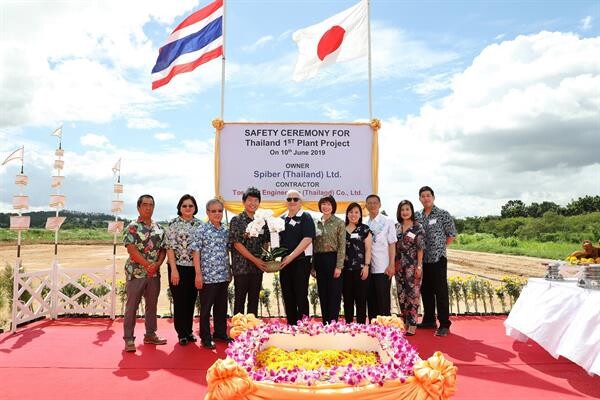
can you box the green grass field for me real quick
[0,228,115,243]
[452,233,575,260]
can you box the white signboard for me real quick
[217,122,376,205]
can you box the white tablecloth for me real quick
[504,278,600,376]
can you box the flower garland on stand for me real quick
[205,314,458,400]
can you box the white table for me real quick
[504,277,600,376]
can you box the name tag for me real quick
[428,219,437,225]
[406,232,416,239]
[289,219,297,226]
[350,233,360,239]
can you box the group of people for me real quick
[121,185,456,353]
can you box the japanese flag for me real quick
[292,0,368,82]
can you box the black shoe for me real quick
[417,322,437,329]
[186,334,197,343]
[213,334,233,343]
[201,340,216,349]
[178,337,189,346]
[435,327,450,337]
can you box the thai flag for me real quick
[151,0,223,90]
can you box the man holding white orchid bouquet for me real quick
[279,189,316,325]
[229,187,268,316]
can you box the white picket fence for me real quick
[11,260,116,332]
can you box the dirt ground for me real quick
[446,249,549,281]
[0,244,550,318]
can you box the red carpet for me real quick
[0,316,598,400]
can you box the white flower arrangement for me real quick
[246,208,285,249]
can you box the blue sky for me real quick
[1,0,599,221]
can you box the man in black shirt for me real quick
[279,189,316,325]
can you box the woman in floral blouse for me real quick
[313,195,346,324]
[394,200,425,336]
[342,202,372,324]
[165,194,203,346]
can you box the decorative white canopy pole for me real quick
[2,146,29,258]
[2,146,30,332]
[47,127,66,319]
[109,158,124,319]
[47,126,66,257]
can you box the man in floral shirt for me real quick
[122,194,167,352]
[415,186,457,337]
[192,198,232,349]
[229,187,268,316]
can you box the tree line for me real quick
[0,211,130,229]
[456,196,600,243]
[499,195,599,218]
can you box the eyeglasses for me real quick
[286,197,300,202]
[181,204,195,208]
[208,209,223,213]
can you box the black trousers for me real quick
[421,256,451,328]
[168,265,198,339]
[199,281,229,342]
[342,268,368,324]
[314,252,343,324]
[367,273,391,321]
[279,257,310,325]
[233,273,263,316]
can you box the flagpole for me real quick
[220,0,227,120]
[367,0,373,120]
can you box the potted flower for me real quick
[246,209,287,273]
[261,246,288,272]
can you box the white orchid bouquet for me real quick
[246,209,287,263]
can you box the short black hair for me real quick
[176,194,198,216]
[396,200,415,224]
[137,194,154,208]
[242,187,261,202]
[419,186,435,197]
[345,202,363,226]
[365,194,381,203]
[318,195,337,214]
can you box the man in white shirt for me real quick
[364,194,397,321]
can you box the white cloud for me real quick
[580,16,592,30]
[322,105,349,120]
[242,35,275,52]
[0,0,213,130]
[80,133,113,149]
[127,118,168,130]
[412,72,454,96]
[1,137,215,220]
[376,31,600,217]
[154,132,175,141]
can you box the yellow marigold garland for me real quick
[256,347,379,371]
